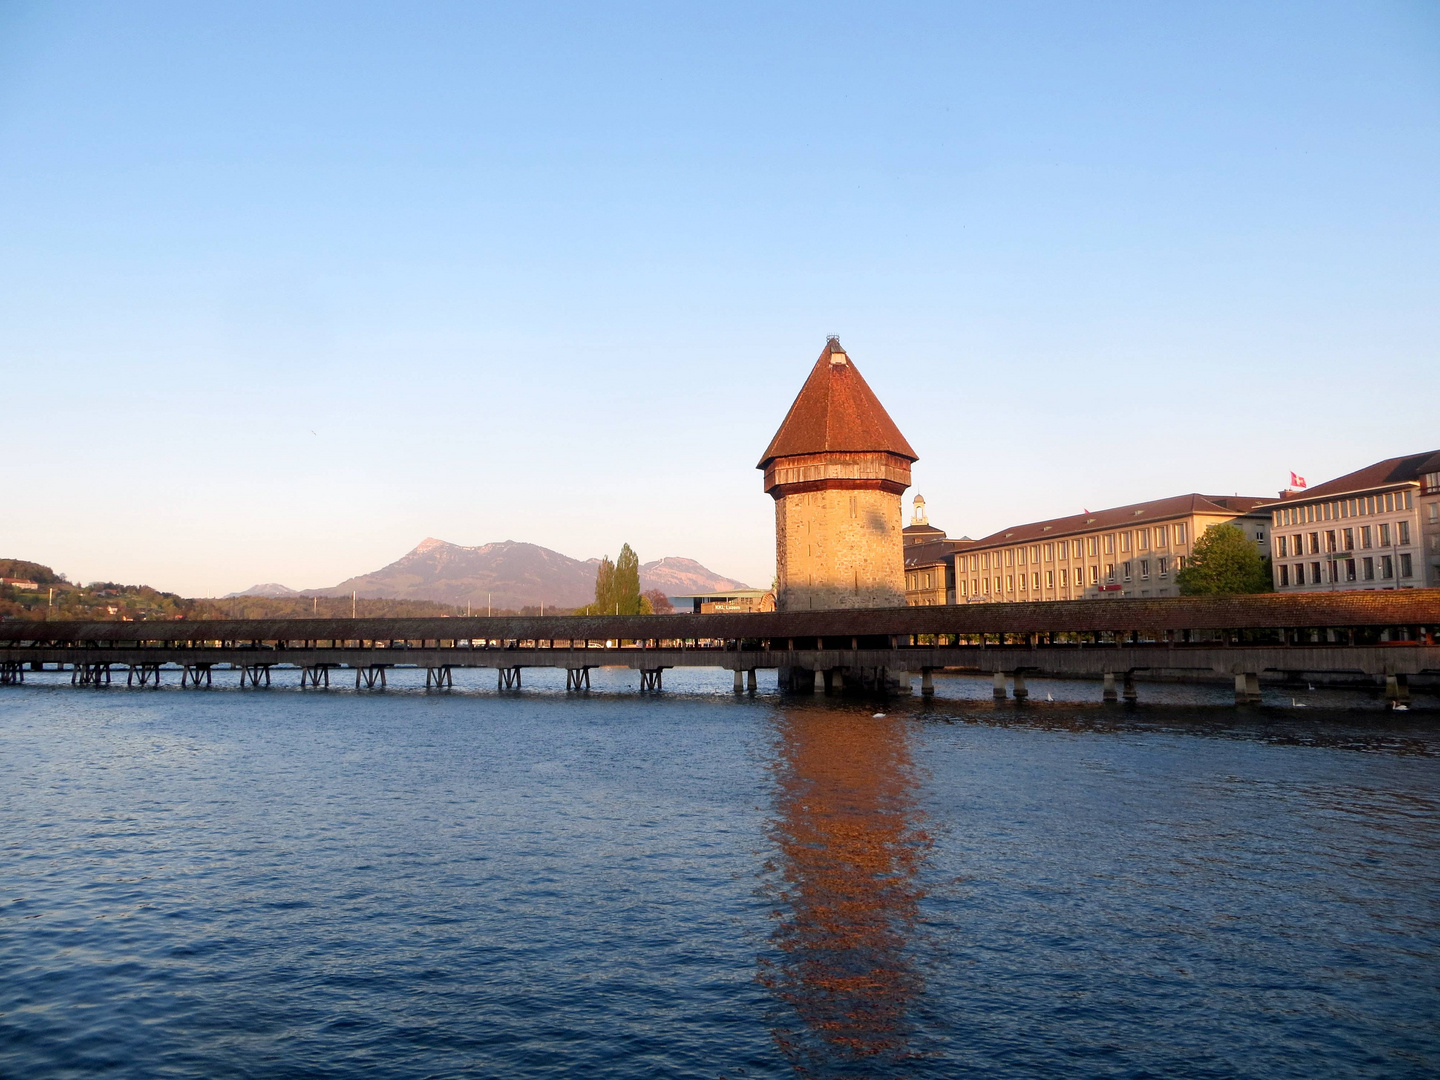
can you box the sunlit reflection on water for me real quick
[761,706,932,1076]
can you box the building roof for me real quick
[968,494,1270,548]
[902,522,947,546]
[1271,450,1440,502]
[758,337,917,468]
[904,538,972,569]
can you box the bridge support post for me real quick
[182,664,213,688]
[1123,671,1137,704]
[1234,672,1260,705]
[126,663,161,688]
[0,661,23,686]
[1103,671,1117,703]
[425,666,452,690]
[1012,671,1028,701]
[566,668,591,691]
[993,671,1006,700]
[747,669,757,693]
[920,668,934,698]
[498,666,522,690]
[73,663,112,687]
[300,665,332,689]
[356,665,387,690]
[734,669,744,693]
[240,664,272,689]
[1385,673,1410,707]
[821,669,834,694]
[640,668,663,691]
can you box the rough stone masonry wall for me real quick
[775,487,906,610]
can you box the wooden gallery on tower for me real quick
[759,337,917,611]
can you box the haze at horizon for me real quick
[1,1,1436,597]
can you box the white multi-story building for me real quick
[1263,451,1440,592]
[955,494,1270,602]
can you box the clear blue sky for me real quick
[2,1,1436,596]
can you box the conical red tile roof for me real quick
[758,338,918,468]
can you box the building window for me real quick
[1175,523,1187,545]
[1363,557,1374,581]
[994,576,1001,595]
[1381,555,1394,579]
[982,576,990,596]
[1279,564,1290,586]
[1104,534,1115,555]
[1308,532,1319,554]
[1068,540,1079,559]
[1086,536,1098,557]
[1120,532,1132,553]
[849,496,858,518]
[1294,563,1305,585]
[1123,560,1132,582]
[1044,544,1053,562]
[1325,530,1336,553]
[1139,559,1149,579]
[1089,565,1100,584]
[1158,557,1168,577]
[1400,553,1413,578]
[1346,559,1356,582]
[1343,528,1353,551]
[1399,521,1411,545]
[1017,547,1027,566]
[1019,574,1027,591]
[1156,526,1169,548]
[1137,529,1150,551]
[972,578,980,595]
[1004,549,1013,567]
[1311,561,1322,583]
[1429,503,1439,523]
[1379,523,1391,547]
[1105,563,1115,583]
[1361,526,1372,549]
[1006,575,1014,593]
[1058,569,1068,588]
[1278,536,1288,557]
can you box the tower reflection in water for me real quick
[761,705,931,1076]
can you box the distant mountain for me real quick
[301,538,750,612]
[226,583,301,599]
[640,557,749,596]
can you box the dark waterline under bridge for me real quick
[2,591,1438,705]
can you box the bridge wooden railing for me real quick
[1,590,1437,646]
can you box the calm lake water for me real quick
[2,668,1437,1078]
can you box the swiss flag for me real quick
[1290,471,1307,488]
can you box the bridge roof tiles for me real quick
[758,337,917,468]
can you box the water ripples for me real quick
[1,679,1437,1077]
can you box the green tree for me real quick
[577,544,653,615]
[1176,524,1272,595]
[613,543,643,615]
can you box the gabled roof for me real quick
[1271,451,1440,502]
[969,494,1270,548]
[758,337,917,468]
[904,538,973,569]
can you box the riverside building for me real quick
[759,337,916,611]
[903,495,972,606]
[1265,450,1440,592]
[955,494,1270,603]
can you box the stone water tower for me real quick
[758,337,917,611]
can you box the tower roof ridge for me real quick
[757,337,918,468]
